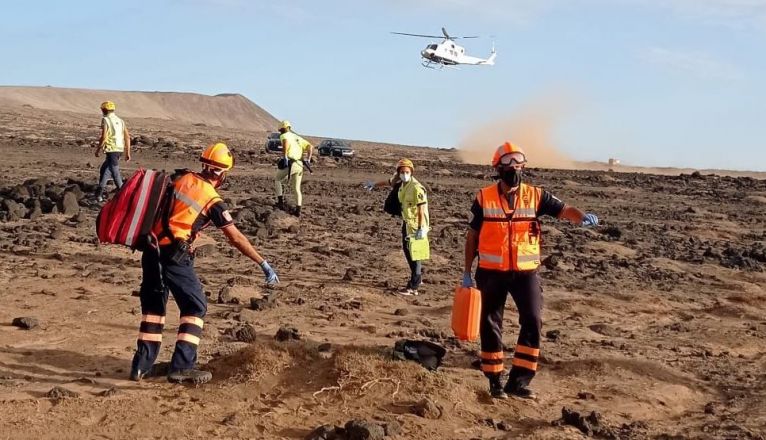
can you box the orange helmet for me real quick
[200,142,234,171]
[491,142,527,168]
[396,158,414,171]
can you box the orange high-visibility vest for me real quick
[477,182,543,272]
[154,173,222,245]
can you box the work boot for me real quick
[275,196,285,210]
[167,369,212,385]
[293,206,301,217]
[489,375,508,400]
[396,287,419,296]
[505,381,537,400]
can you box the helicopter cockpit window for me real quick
[427,44,437,50]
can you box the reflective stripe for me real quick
[173,190,204,213]
[517,254,540,263]
[481,351,504,360]
[482,208,506,217]
[177,333,200,345]
[515,345,540,357]
[511,358,537,371]
[513,208,536,218]
[481,363,504,373]
[138,332,163,342]
[125,170,155,246]
[479,253,503,263]
[142,314,166,324]
[180,316,204,328]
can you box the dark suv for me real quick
[318,139,355,158]
[264,132,282,153]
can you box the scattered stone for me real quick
[217,286,232,304]
[228,323,257,343]
[250,296,275,311]
[58,191,80,216]
[382,421,401,437]
[577,391,596,400]
[704,402,717,415]
[99,387,120,397]
[221,413,239,426]
[11,317,39,330]
[394,308,409,316]
[305,424,342,440]
[344,419,386,440]
[545,329,561,341]
[194,243,217,258]
[555,407,616,437]
[47,386,79,400]
[411,397,442,419]
[342,268,358,281]
[275,326,301,341]
[601,225,622,239]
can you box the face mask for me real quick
[399,172,412,183]
[500,167,522,187]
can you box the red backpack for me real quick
[96,169,171,251]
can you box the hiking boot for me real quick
[293,206,301,217]
[167,369,212,385]
[275,197,285,210]
[505,383,537,400]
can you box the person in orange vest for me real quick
[462,142,599,400]
[130,143,279,385]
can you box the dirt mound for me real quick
[0,86,278,131]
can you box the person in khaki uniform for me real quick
[274,120,313,217]
[366,158,430,296]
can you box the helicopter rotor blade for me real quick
[391,32,445,39]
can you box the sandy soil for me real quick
[0,106,765,439]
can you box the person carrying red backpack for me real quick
[130,142,279,385]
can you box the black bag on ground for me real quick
[393,339,446,371]
[383,181,402,217]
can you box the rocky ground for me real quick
[0,106,765,439]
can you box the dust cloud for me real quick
[457,95,578,169]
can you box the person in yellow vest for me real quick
[462,142,599,400]
[130,143,279,385]
[366,158,430,296]
[275,120,313,217]
[95,101,131,202]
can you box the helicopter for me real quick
[391,27,496,69]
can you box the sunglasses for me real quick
[499,152,526,166]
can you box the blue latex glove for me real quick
[581,213,599,227]
[461,271,475,288]
[260,260,279,285]
[415,228,426,240]
[363,181,375,191]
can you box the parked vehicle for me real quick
[264,132,282,153]
[318,139,355,158]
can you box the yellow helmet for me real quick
[100,101,116,111]
[396,158,414,172]
[280,120,292,130]
[200,142,234,171]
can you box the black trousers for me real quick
[131,247,207,373]
[476,268,543,389]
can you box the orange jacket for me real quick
[154,173,222,245]
[477,182,542,272]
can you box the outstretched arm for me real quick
[222,224,265,264]
[559,205,586,224]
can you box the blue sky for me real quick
[1,0,765,170]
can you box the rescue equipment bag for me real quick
[451,286,481,341]
[383,181,402,217]
[96,168,171,251]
